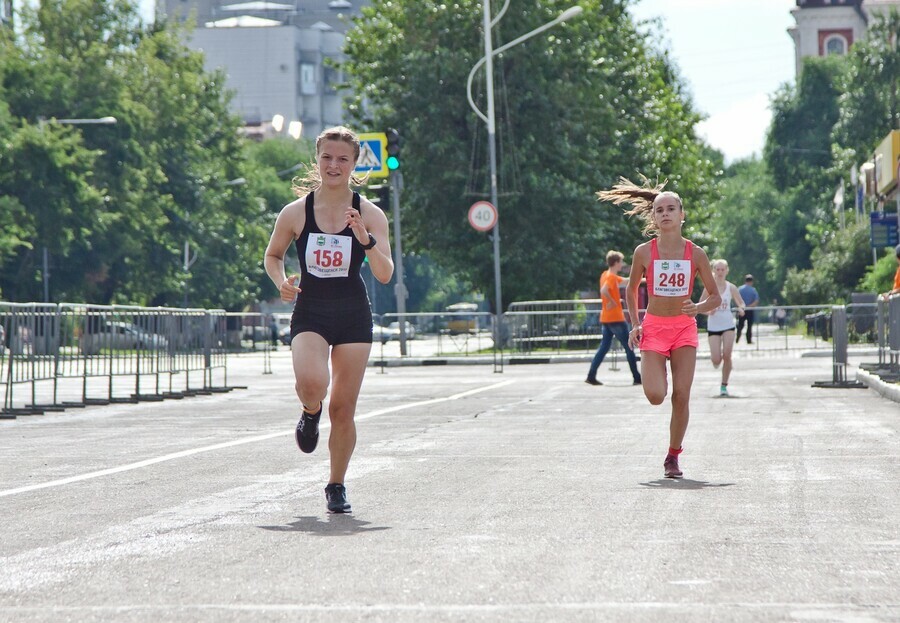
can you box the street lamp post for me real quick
[36,115,118,302]
[466,3,583,329]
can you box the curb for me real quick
[856,367,900,404]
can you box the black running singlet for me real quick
[294,191,368,300]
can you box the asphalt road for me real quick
[1,351,898,622]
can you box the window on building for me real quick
[323,65,341,93]
[825,35,847,55]
[300,63,317,95]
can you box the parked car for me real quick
[387,321,416,340]
[80,321,168,355]
[372,324,397,344]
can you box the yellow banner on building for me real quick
[874,129,900,195]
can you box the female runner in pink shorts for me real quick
[597,179,720,479]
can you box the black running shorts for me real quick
[289,295,373,346]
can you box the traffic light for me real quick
[386,128,401,170]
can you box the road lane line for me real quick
[0,379,515,498]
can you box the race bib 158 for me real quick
[305,234,352,278]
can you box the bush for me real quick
[857,249,899,294]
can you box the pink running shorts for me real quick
[640,313,699,357]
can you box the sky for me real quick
[629,0,797,163]
[139,0,798,163]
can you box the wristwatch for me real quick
[361,233,377,250]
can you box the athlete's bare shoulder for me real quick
[690,242,711,263]
[275,195,307,239]
[632,240,652,261]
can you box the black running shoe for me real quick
[585,378,603,386]
[325,483,351,513]
[295,405,321,454]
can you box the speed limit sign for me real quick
[468,201,498,232]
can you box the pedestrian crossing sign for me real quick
[355,132,388,178]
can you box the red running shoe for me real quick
[664,454,683,479]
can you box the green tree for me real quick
[341,0,719,310]
[766,13,900,305]
[782,223,869,304]
[0,0,271,309]
[857,248,899,295]
[705,158,782,302]
[763,55,846,299]
[240,137,316,302]
[832,9,900,160]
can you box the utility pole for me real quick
[390,171,408,355]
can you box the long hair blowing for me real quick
[596,176,675,237]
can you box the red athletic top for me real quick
[646,238,695,298]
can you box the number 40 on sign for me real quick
[468,201,498,232]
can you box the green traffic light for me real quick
[386,155,400,170]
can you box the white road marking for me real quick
[0,380,515,498]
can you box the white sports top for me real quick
[706,282,736,332]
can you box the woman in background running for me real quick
[699,259,746,397]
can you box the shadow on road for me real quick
[639,478,735,490]
[258,514,391,536]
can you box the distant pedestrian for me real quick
[264,126,394,514]
[699,259,746,396]
[882,244,900,299]
[598,177,720,479]
[585,250,642,387]
[736,274,759,344]
[771,298,787,330]
[269,315,279,347]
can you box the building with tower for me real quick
[789,0,900,76]
[1,0,12,28]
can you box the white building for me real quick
[157,1,372,139]
[789,0,900,76]
[1,0,12,28]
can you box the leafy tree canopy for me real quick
[341,0,721,310]
[0,0,270,309]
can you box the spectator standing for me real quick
[771,298,787,330]
[585,250,642,386]
[269,315,279,347]
[736,275,759,344]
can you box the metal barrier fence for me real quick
[5,296,894,417]
[224,312,274,375]
[1,303,234,418]
[359,298,896,365]
[371,311,501,370]
[857,294,900,385]
[503,299,888,355]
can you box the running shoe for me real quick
[325,483,351,513]
[585,378,603,386]
[664,454,683,479]
[720,385,728,396]
[295,404,321,454]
